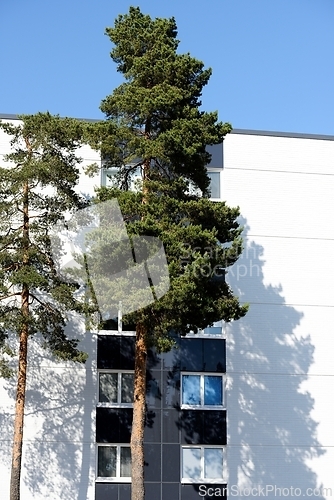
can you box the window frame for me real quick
[186,320,225,338]
[97,370,134,407]
[101,164,142,190]
[207,168,223,201]
[96,444,131,482]
[101,166,117,187]
[98,325,136,336]
[181,445,226,484]
[181,372,225,409]
[98,305,136,336]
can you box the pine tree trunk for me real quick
[131,124,150,500]
[10,179,30,500]
[9,317,29,500]
[131,323,147,500]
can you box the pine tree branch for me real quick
[2,226,23,237]
[1,264,18,272]
[0,241,21,251]
[29,293,58,315]
[25,212,48,219]
[155,158,172,179]
[0,292,21,301]
[15,200,24,214]
[27,241,59,278]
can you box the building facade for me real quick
[1,115,334,499]
[95,320,227,500]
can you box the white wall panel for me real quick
[0,319,97,499]
[226,445,332,499]
[222,168,334,239]
[75,143,101,198]
[225,133,334,174]
[224,132,334,500]
[19,442,95,500]
[227,237,334,307]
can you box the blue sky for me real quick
[1,0,333,134]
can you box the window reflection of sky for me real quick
[182,447,201,479]
[182,375,201,405]
[182,375,222,406]
[204,376,222,405]
[182,447,224,480]
[204,448,223,478]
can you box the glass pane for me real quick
[120,447,131,477]
[204,448,223,479]
[208,171,220,198]
[182,448,201,479]
[99,373,118,403]
[182,375,201,405]
[130,166,142,190]
[103,169,117,187]
[101,317,118,330]
[98,446,116,477]
[122,319,136,331]
[203,326,222,335]
[206,144,223,168]
[121,373,134,403]
[204,376,222,405]
[203,320,223,336]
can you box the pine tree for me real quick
[0,113,89,500]
[85,7,248,500]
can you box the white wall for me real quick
[224,132,334,499]
[0,319,97,500]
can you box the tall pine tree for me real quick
[0,113,90,500]
[84,8,248,500]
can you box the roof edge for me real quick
[231,128,334,141]
[0,113,19,120]
[1,114,333,140]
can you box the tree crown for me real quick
[84,7,232,196]
[0,113,90,374]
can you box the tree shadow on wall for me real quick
[226,220,325,499]
[0,314,96,500]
